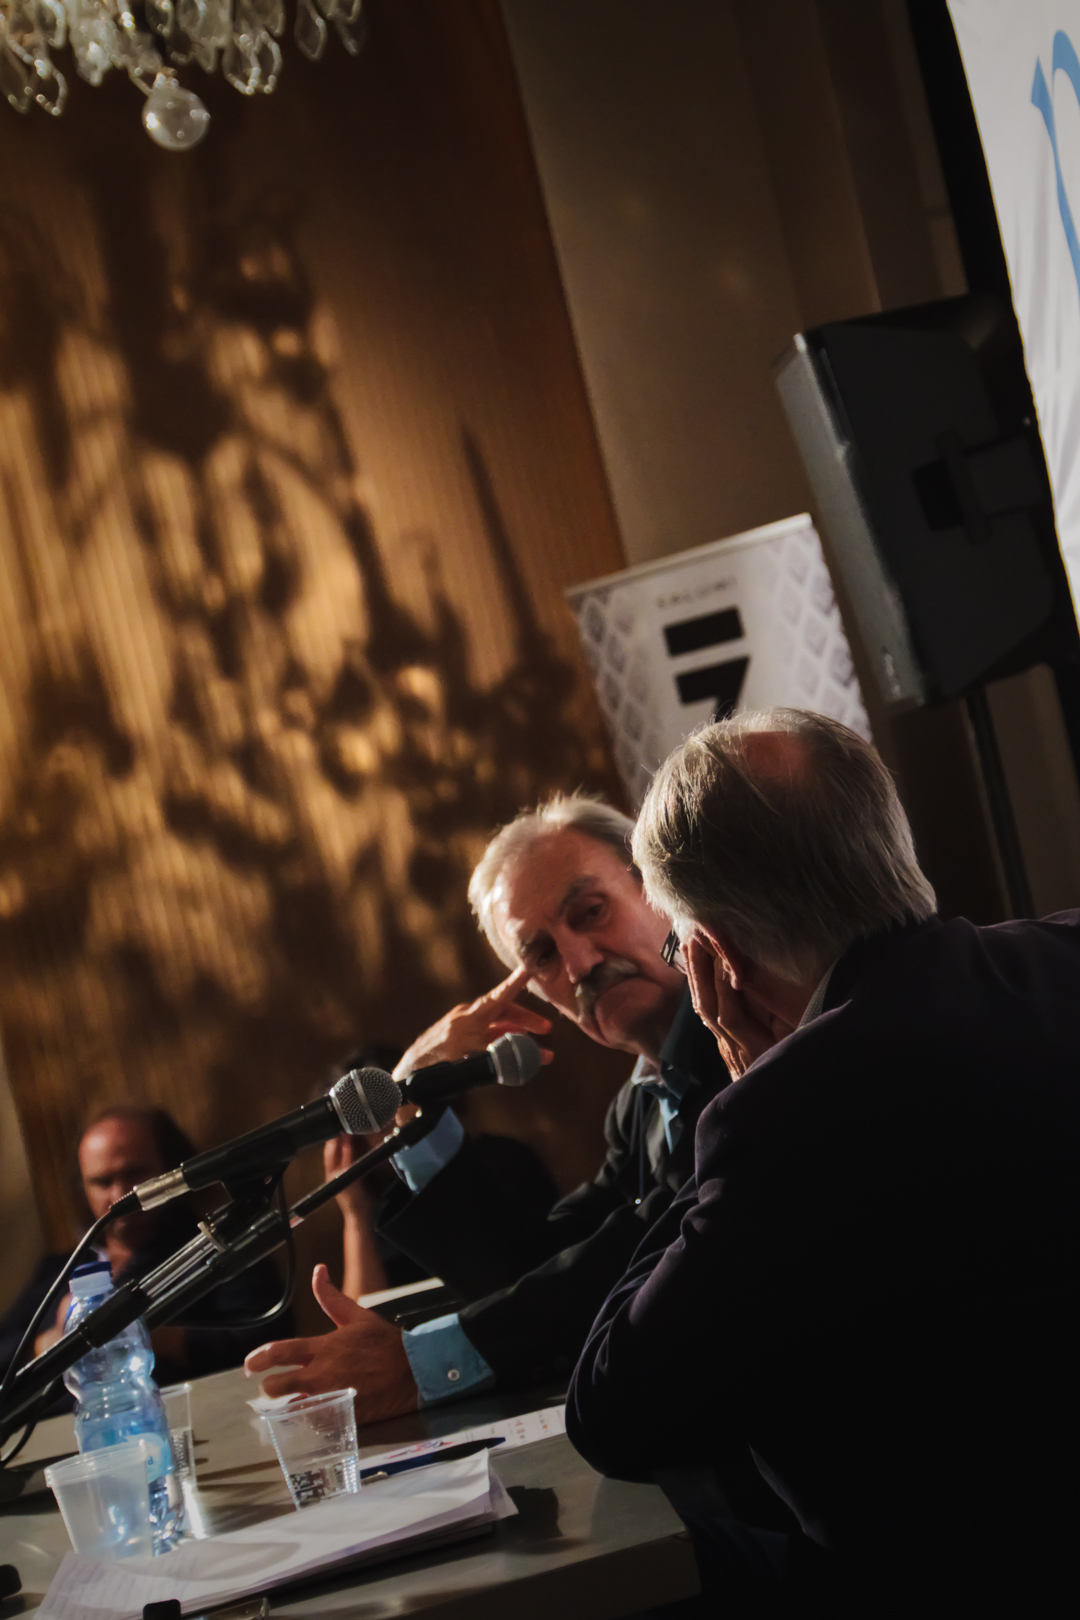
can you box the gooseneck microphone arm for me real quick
[0,1041,538,1442]
[288,1108,440,1222]
[127,1067,402,1210]
[0,1108,441,1444]
[0,1177,290,1443]
[0,1278,154,1443]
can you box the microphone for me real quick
[129,1068,403,1209]
[399,1032,544,1105]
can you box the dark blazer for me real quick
[378,991,729,1388]
[567,914,1080,1608]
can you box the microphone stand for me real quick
[0,1111,439,1444]
[139,1111,438,1330]
[287,1108,441,1223]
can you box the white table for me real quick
[0,1366,700,1619]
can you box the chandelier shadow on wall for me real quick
[0,0,365,149]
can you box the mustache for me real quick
[575,954,639,1018]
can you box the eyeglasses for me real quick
[661,928,688,975]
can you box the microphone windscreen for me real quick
[333,1068,402,1133]
[489,1032,544,1087]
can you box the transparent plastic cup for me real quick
[45,1438,154,1560]
[263,1388,360,1509]
[161,1381,195,1480]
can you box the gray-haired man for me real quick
[568,708,1080,1613]
[246,793,730,1421]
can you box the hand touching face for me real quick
[684,935,790,1078]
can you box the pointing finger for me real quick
[475,964,532,1007]
[485,1009,555,1038]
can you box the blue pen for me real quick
[359,1436,505,1482]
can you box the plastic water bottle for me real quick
[61,1261,184,1553]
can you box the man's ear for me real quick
[695,925,749,989]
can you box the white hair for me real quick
[468,792,635,965]
[632,709,937,982]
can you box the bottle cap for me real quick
[68,1261,112,1298]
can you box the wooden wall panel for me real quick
[0,0,630,1255]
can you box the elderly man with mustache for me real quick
[246,794,733,1422]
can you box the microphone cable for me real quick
[0,1204,121,1467]
[0,1173,297,1465]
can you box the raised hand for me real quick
[323,1132,386,1220]
[33,1291,72,1358]
[685,936,781,1078]
[393,964,554,1078]
[244,1264,419,1426]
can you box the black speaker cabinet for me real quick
[775,295,1079,710]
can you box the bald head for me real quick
[741,728,807,787]
[632,708,937,983]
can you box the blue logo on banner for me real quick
[1033,30,1080,305]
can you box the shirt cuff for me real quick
[392,1107,465,1192]
[401,1313,496,1406]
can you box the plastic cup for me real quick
[263,1389,360,1509]
[45,1439,155,1560]
[161,1381,195,1480]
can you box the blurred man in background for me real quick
[1,1104,290,1399]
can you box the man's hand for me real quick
[323,1131,391,1219]
[244,1265,419,1426]
[33,1292,72,1358]
[393,965,554,1078]
[686,937,780,1078]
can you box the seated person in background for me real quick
[247,793,734,1423]
[322,1042,423,1301]
[567,708,1080,1615]
[1,1104,291,1400]
[323,1043,556,1301]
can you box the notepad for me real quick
[353,1401,567,1473]
[38,1450,513,1620]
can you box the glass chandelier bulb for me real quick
[141,73,210,149]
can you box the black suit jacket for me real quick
[378,991,729,1388]
[567,914,1080,1605]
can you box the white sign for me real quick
[566,515,869,808]
[947,1,1080,615]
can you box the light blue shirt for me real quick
[798,964,835,1028]
[402,1312,496,1406]
[392,1108,495,1402]
[630,1053,693,1153]
[392,1106,466,1191]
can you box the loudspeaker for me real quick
[774,294,1079,710]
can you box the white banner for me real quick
[947,1,1080,616]
[566,515,869,809]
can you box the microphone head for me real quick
[487,1032,544,1088]
[332,1068,402,1133]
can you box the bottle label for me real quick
[98,1434,169,1482]
[139,1434,169,1482]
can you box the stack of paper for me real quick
[357,1402,567,1473]
[38,1450,513,1620]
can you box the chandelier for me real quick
[0,0,366,150]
